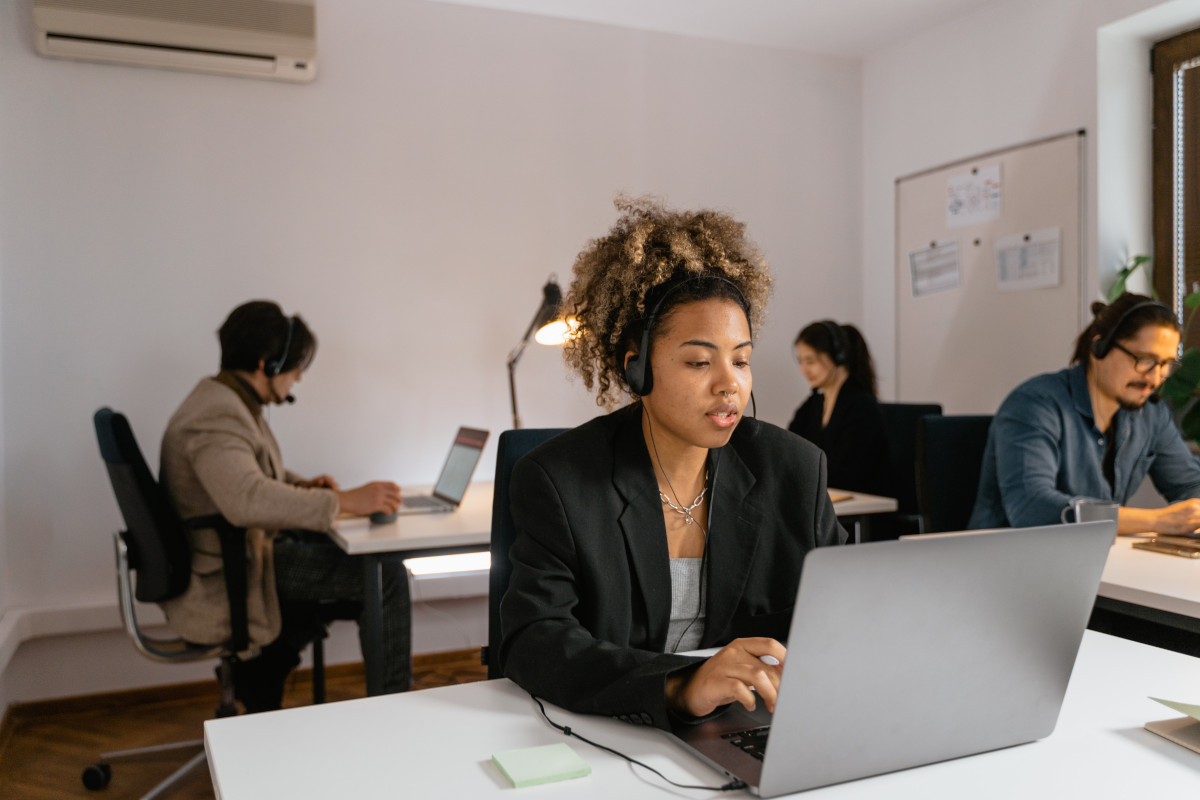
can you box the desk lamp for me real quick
[507,276,574,429]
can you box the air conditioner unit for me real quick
[32,0,317,83]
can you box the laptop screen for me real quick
[432,427,489,503]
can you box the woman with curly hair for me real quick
[499,197,846,730]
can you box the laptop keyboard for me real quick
[722,726,771,760]
[403,495,444,508]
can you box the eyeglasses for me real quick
[1111,342,1181,375]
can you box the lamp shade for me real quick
[531,280,562,331]
[508,276,573,429]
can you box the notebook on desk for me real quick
[667,521,1116,797]
[394,426,489,515]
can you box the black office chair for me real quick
[878,402,943,538]
[89,408,345,796]
[483,428,567,679]
[915,414,993,534]
[86,407,251,795]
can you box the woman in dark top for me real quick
[499,197,845,730]
[788,321,892,497]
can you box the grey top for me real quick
[666,557,706,653]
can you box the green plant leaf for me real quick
[1107,255,1155,303]
[1160,348,1200,406]
[1180,401,1200,444]
[1185,291,1200,310]
[1106,271,1130,303]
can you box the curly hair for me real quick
[562,196,773,408]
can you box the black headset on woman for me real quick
[623,275,752,397]
[817,320,849,366]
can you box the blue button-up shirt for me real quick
[969,364,1200,529]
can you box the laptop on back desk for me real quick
[393,426,489,515]
[668,521,1115,796]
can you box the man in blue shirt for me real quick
[970,293,1200,533]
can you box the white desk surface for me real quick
[328,482,896,557]
[829,489,897,517]
[205,631,1200,799]
[1100,537,1200,619]
[330,481,494,556]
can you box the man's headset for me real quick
[623,275,752,397]
[817,320,849,366]
[1090,299,1174,405]
[264,315,296,404]
[1090,300,1171,359]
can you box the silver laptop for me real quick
[393,427,489,515]
[669,521,1115,796]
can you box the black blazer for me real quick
[788,381,892,497]
[499,404,846,730]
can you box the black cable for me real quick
[530,694,748,793]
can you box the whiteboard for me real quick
[895,132,1086,414]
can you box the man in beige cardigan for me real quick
[160,300,407,711]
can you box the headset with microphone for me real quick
[264,315,296,404]
[817,320,849,367]
[1090,300,1170,359]
[1090,299,1174,404]
[623,274,754,402]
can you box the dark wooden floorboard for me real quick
[0,650,488,800]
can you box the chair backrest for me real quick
[878,402,943,515]
[94,407,192,603]
[915,414,993,534]
[486,427,567,679]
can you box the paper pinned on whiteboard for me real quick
[995,227,1060,291]
[909,240,961,298]
[946,165,1002,228]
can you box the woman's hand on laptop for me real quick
[336,481,402,516]
[666,638,787,718]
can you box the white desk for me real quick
[205,630,1200,799]
[829,490,896,517]
[330,481,494,557]
[830,489,898,544]
[1097,537,1200,633]
[330,482,493,694]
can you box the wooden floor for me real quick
[0,649,488,800]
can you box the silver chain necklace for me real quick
[660,471,708,525]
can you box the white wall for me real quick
[0,1,861,703]
[861,0,1199,405]
[4,0,1196,710]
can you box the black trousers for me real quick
[234,531,412,712]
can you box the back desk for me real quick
[1097,536,1200,634]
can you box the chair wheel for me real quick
[82,762,112,790]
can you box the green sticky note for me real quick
[1150,697,1200,722]
[491,743,591,788]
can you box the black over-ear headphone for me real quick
[264,316,295,378]
[1090,300,1170,359]
[623,275,751,397]
[818,320,848,366]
